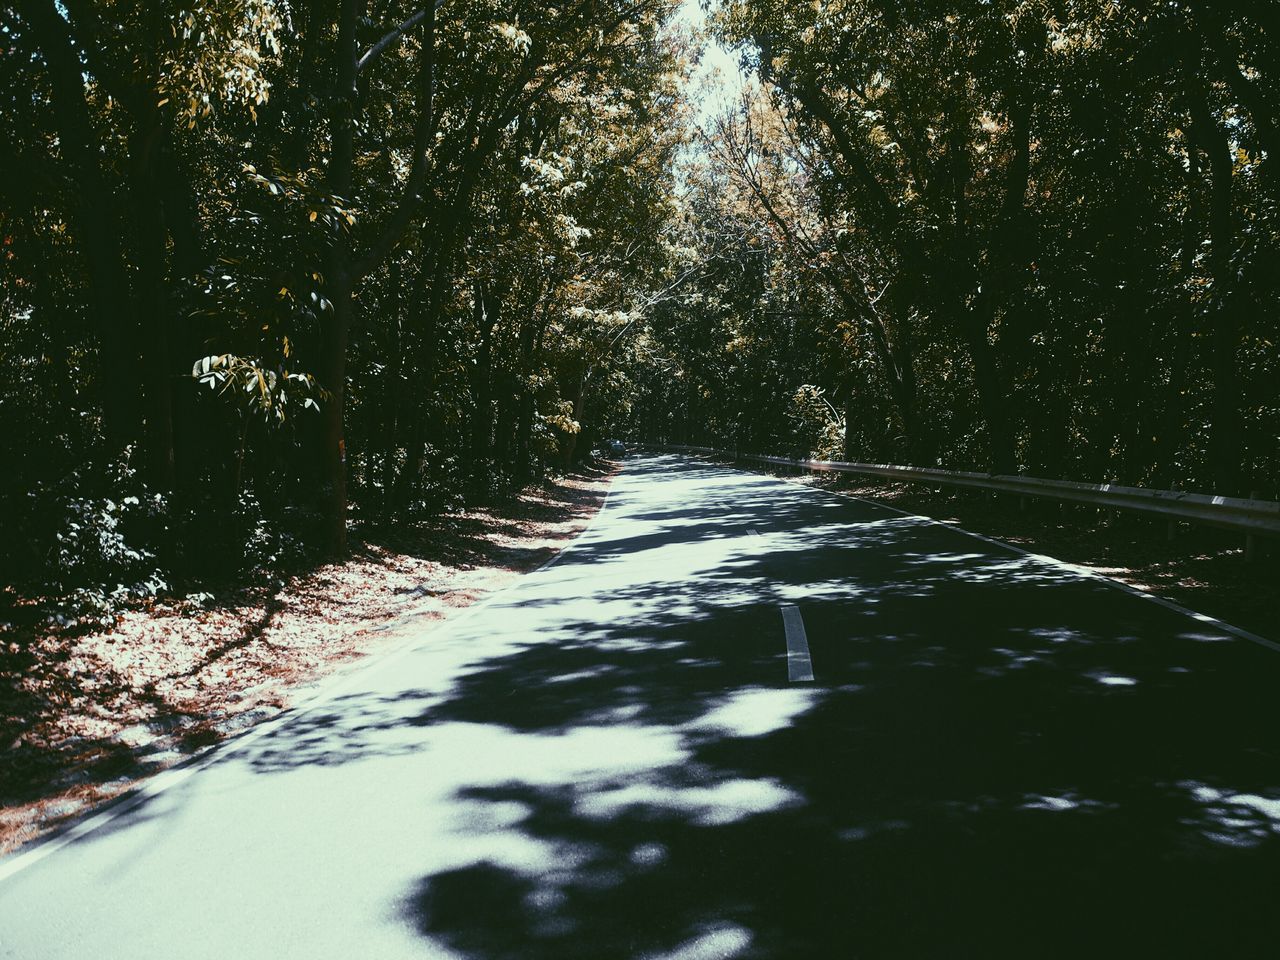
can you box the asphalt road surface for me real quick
[3,454,1279,958]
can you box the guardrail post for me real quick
[1166,481,1180,542]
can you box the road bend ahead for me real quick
[3,454,1279,958]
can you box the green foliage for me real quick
[192,353,324,424]
[8,0,1277,617]
[1,0,691,605]
[630,0,1280,493]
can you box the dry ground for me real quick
[0,465,617,856]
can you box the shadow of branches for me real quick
[223,455,1280,956]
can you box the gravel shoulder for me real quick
[0,464,618,856]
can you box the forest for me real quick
[2,0,1278,613]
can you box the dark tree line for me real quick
[1,0,685,605]
[633,0,1280,499]
[5,0,1279,614]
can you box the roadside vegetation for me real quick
[3,0,671,849]
[4,1,685,620]
[641,1,1280,505]
[1,466,614,854]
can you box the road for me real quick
[2,453,1279,958]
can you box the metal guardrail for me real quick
[662,444,1280,538]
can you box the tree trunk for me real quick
[514,390,536,485]
[318,264,354,550]
[494,389,516,478]
[1189,82,1245,494]
[968,327,1017,474]
[391,412,426,511]
[467,281,501,496]
[24,0,142,450]
[381,324,404,516]
[317,0,358,552]
[129,108,176,491]
[509,291,550,487]
[562,375,587,469]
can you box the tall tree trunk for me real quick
[1154,154,1204,488]
[514,390,536,485]
[1189,81,1245,494]
[390,255,449,510]
[965,94,1032,476]
[381,323,404,516]
[966,327,1016,474]
[467,280,501,496]
[391,412,427,511]
[159,134,207,503]
[842,389,857,462]
[24,0,141,450]
[129,107,175,491]
[317,0,358,552]
[562,375,587,469]
[318,267,354,549]
[512,303,548,485]
[494,390,516,478]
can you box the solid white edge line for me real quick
[780,604,815,683]
[0,463,625,885]
[726,457,1280,655]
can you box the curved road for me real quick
[2,454,1279,957]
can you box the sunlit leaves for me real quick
[160,1,283,126]
[192,353,325,425]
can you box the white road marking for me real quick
[780,605,815,682]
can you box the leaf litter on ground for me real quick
[0,465,617,855]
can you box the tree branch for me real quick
[353,1,438,277]
[357,1,446,75]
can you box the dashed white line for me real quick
[780,605,815,682]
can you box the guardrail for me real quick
[662,444,1280,540]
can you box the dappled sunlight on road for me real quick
[1178,781,1280,848]
[223,455,1280,956]
[5,455,1279,959]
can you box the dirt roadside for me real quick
[0,464,617,856]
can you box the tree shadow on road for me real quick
[158,456,1280,956]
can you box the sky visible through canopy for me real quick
[676,0,749,126]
